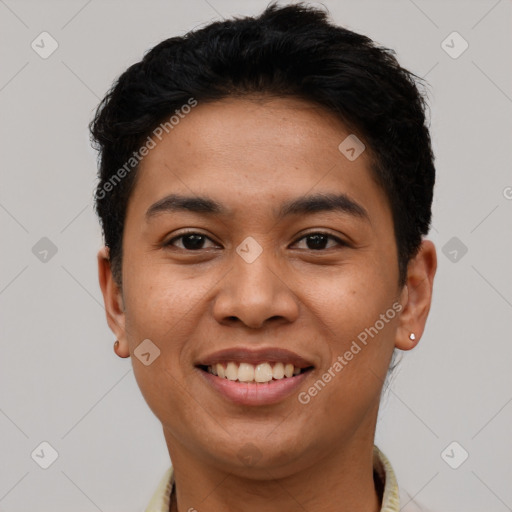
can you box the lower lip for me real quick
[198,369,311,406]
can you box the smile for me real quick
[202,361,311,383]
[196,347,315,405]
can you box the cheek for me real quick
[122,254,192,333]
[304,261,399,396]
[301,260,397,335]
[121,266,195,421]
[300,307,398,435]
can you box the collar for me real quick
[145,445,401,512]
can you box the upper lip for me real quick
[196,347,315,369]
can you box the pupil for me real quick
[307,234,327,250]
[183,234,204,250]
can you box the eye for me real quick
[166,232,219,251]
[292,232,347,250]
[165,231,347,252]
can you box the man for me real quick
[90,3,437,510]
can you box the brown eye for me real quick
[294,233,347,250]
[167,233,217,250]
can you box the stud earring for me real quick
[114,340,119,352]
[409,333,416,341]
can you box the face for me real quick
[99,96,436,478]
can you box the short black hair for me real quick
[90,1,435,287]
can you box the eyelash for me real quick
[165,231,348,251]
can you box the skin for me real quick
[98,96,437,512]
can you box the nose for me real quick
[212,248,300,330]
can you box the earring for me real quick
[409,333,416,341]
[114,340,119,352]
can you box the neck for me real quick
[165,433,381,512]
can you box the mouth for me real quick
[195,348,315,405]
[198,361,314,383]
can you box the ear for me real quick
[97,246,130,358]
[395,240,437,350]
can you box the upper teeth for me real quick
[206,362,303,383]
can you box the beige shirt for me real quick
[145,445,425,512]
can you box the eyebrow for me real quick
[145,192,369,222]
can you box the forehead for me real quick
[148,96,359,169]
[128,96,389,224]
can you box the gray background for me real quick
[1,0,511,510]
